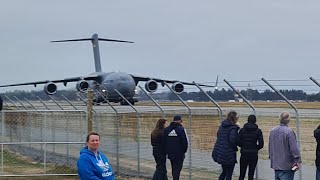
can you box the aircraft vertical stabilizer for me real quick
[51,34,134,72]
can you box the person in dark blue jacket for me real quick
[238,114,264,180]
[314,125,320,180]
[0,95,3,112]
[151,118,168,180]
[77,131,114,180]
[212,111,240,180]
[163,115,188,180]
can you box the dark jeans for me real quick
[238,155,258,180]
[152,154,168,180]
[170,158,184,180]
[316,166,320,180]
[219,164,235,180]
[274,170,295,180]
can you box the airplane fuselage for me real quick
[91,72,136,104]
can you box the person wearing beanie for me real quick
[238,114,264,180]
[163,115,188,180]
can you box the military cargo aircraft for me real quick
[0,34,215,105]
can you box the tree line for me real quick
[1,88,320,102]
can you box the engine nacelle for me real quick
[44,82,57,95]
[76,80,89,92]
[172,82,184,94]
[145,80,158,93]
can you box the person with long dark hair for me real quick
[212,111,240,180]
[151,118,168,180]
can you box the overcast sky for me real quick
[1,1,320,93]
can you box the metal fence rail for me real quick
[0,105,319,179]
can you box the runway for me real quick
[4,100,320,116]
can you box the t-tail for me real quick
[215,75,219,90]
[51,33,134,72]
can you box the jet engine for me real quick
[172,82,184,94]
[76,80,89,92]
[145,80,158,93]
[44,82,57,95]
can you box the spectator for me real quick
[0,95,3,112]
[314,125,320,180]
[151,118,168,180]
[163,115,188,180]
[77,131,114,180]
[269,111,301,180]
[238,114,264,180]
[212,111,240,180]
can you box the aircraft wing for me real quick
[0,77,87,88]
[130,74,216,88]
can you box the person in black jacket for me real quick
[151,118,168,180]
[314,125,320,180]
[0,95,3,112]
[212,111,240,180]
[163,115,188,180]
[238,114,264,180]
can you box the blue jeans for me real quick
[274,170,295,180]
[317,166,320,180]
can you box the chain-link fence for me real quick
[0,106,319,179]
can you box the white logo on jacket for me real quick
[168,130,177,136]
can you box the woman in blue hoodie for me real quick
[77,131,115,180]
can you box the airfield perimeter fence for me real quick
[0,104,319,179]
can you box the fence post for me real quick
[310,77,320,87]
[87,89,94,133]
[193,81,223,121]
[48,95,64,110]
[93,88,120,173]
[36,96,50,110]
[224,79,258,179]
[61,95,78,110]
[138,85,165,118]
[224,79,256,115]
[261,78,301,180]
[163,82,192,180]
[4,95,20,110]
[24,98,40,112]
[13,96,28,110]
[77,93,87,105]
[114,89,141,176]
